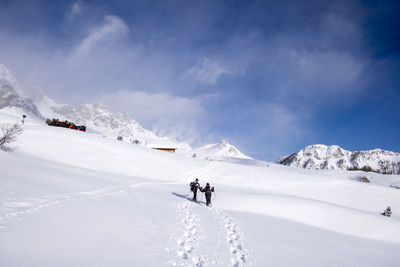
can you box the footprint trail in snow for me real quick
[172,201,205,266]
[215,210,248,266]
[169,196,251,266]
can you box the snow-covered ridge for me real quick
[275,144,400,174]
[0,83,42,119]
[37,97,160,142]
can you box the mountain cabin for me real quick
[153,147,177,153]
[147,141,177,153]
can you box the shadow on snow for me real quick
[171,192,206,205]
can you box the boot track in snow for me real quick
[170,201,206,266]
[169,197,250,267]
[216,210,247,266]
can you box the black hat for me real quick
[206,183,210,186]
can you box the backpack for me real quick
[204,185,214,194]
[190,182,196,192]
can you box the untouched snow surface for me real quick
[1,112,400,266]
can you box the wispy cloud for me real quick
[223,102,309,159]
[65,2,83,23]
[184,57,234,84]
[70,15,129,59]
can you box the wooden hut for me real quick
[153,147,177,153]
[147,141,177,153]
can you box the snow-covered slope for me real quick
[1,117,400,266]
[194,140,252,160]
[275,144,400,174]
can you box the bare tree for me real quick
[0,124,23,151]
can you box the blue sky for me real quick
[0,0,399,160]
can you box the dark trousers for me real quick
[192,190,197,201]
[205,193,211,206]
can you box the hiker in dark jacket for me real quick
[190,178,201,202]
[201,183,215,206]
[381,206,392,217]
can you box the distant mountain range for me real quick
[275,144,400,175]
[0,64,250,160]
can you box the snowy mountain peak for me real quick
[34,98,168,145]
[0,80,42,118]
[275,144,400,174]
[217,139,244,156]
[218,139,229,147]
[195,140,252,160]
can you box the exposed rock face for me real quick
[275,144,400,174]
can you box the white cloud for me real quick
[257,103,305,139]
[291,50,364,90]
[71,2,82,16]
[184,57,233,84]
[70,15,129,58]
[65,2,83,23]
[238,102,310,159]
[95,91,210,145]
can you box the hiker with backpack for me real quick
[381,206,392,217]
[200,183,215,206]
[190,178,201,202]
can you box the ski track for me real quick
[0,183,151,229]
